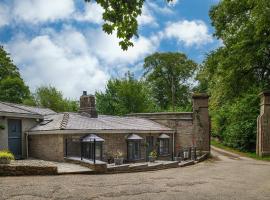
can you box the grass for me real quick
[211,140,270,161]
[0,150,15,160]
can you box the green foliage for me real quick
[197,0,270,151]
[96,72,157,115]
[0,77,30,103]
[211,91,260,151]
[0,124,5,130]
[149,150,157,158]
[0,46,30,103]
[143,52,197,111]
[85,0,173,50]
[0,150,15,160]
[24,86,79,112]
[0,46,20,80]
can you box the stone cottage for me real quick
[0,102,55,159]
[0,92,210,163]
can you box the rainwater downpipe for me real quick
[26,132,29,159]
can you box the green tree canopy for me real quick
[85,0,173,50]
[196,0,270,151]
[0,77,30,103]
[143,52,197,111]
[96,72,157,115]
[0,46,30,103]
[24,86,78,112]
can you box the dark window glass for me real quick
[128,141,141,160]
[82,142,102,160]
[159,139,169,155]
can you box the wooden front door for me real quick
[8,119,22,159]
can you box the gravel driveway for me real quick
[1,147,270,200]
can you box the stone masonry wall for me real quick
[128,113,193,155]
[192,94,210,152]
[29,134,64,161]
[0,117,8,150]
[129,93,211,155]
[257,91,270,157]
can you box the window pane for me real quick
[159,139,169,155]
[128,141,140,160]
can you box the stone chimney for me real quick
[257,91,270,157]
[192,93,210,152]
[79,91,98,118]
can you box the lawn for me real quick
[211,140,270,161]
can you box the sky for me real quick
[0,0,221,99]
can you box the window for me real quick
[159,139,169,155]
[82,142,103,160]
[127,141,141,161]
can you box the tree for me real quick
[0,46,30,103]
[24,86,79,112]
[143,52,197,111]
[0,77,30,103]
[196,0,270,151]
[96,72,157,115]
[85,0,174,50]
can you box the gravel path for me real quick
[1,148,270,200]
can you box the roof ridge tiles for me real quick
[60,112,69,130]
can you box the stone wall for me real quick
[128,112,193,153]
[29,134,64,161]
[129,93,210,155]
[0,164,57,176]
[0,117,8,150]
[257,91,270,157]
[192,94,210,152]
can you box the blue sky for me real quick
[0,0,220,99]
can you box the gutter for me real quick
[28,129,174,135]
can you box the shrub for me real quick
[149,150,158,158]
[0,150,15,160]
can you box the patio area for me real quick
[64,154,207,174]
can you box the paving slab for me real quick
[53,162,93,174]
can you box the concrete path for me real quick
[1,147,270,200]
[54,162,92,174]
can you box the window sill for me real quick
[158,154,170,157]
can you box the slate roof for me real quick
[0,101,56,117]
[29,112,172,133]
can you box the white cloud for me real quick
[147,1,174,15]
[74,2,103,24]
[162,20,213,47]
[168,0,180,6]
[137,4,157,26]
[86,29,159,66]
[12,0,75,24]
[6,28,109,98]
[5,25,159,98]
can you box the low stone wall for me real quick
[64,157,107,173]
[0,164,57,176]
[0,159,58,176]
